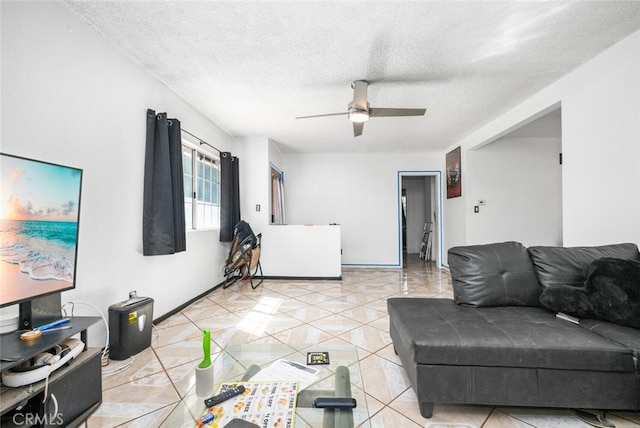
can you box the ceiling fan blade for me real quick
[352,80,368,110]
[353,121,364,137]
[296,112,348,119]
[369,107,426,117]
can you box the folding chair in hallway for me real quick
[223,220,263,289]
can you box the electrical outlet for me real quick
[474,206,479,213]
[255,204,261,212]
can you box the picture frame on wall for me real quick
[446,146,462,199]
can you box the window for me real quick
[183,145,220,229]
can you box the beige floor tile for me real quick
[364,393,386,418]
[250,295,289,314]
[116,403,177,428]
[387,387,424,425]
[366,314,390,332]
[317,287,357,299]
[190,296,220,309]
[322,298,359,314]
[277,296,315,312]
[271,323,334,343]
[359,353,410,404]
[210,326,273,348]
[608,412,640,427]
[498,407,628,428]
[89,371,180,427]
[339,306,387,323]
[287,305,335,323]
[155,311,192,328]
[359,299,389,313]
[151,319,202,348]
[336,324,391,354]
[374,343,402,365]
[192,312,243,332]
[319,336,353,346]
[308,313,363,335]
[210,294,259,309]
[181,301,231,322]
[262,283,315,297]
[339,282,378,292]
[482,409,535,428]
[164,360,201,398]
[609,411,640,426]
[294,292,334,305]
[299,282,339,293]
[368,406,424,428]
[102,347,163,390]
[355,346,372,361]
[262,313,306,335]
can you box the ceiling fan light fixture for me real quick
[297,81,425,136]
[348,106,370,123]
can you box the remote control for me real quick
[313,397,357,409]
[204,385,246,408]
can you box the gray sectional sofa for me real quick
[388,242,640,418]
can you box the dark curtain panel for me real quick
[220,152,241,242]
[143,109,186,255]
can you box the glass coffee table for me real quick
[161,343,371,428]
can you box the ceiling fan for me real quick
[296,80,426,137]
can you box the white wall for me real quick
[444,29,640,253]
[235,137,271,230]
[1,2,233,344]
[234,137,341,277]
[466,137,562,246]
[281,152,443,266]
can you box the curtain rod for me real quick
[182,128,222,153]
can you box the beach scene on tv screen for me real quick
[1,155,81,304]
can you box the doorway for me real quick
[398,171,443,268]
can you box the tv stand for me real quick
[0,316,102,427]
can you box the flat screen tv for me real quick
[0,153,82,329]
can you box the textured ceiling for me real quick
[63,1,640,153]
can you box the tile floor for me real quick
[87,257,640,428]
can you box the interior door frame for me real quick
[397,170,444,268]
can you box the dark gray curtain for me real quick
[143,109,186,255]
[220,152,240,242]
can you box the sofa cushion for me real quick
[387,298,635,372]
[580,318,640,370]
[448,241,541,307]
[539,257,640,329]
[527,243,640,290]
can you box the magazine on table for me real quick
[197,381,299,428]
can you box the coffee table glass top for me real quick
[161,343,371,428]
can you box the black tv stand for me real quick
[0,316,102,427]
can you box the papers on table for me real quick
[200,381,298,427]
[249,359,319,390]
